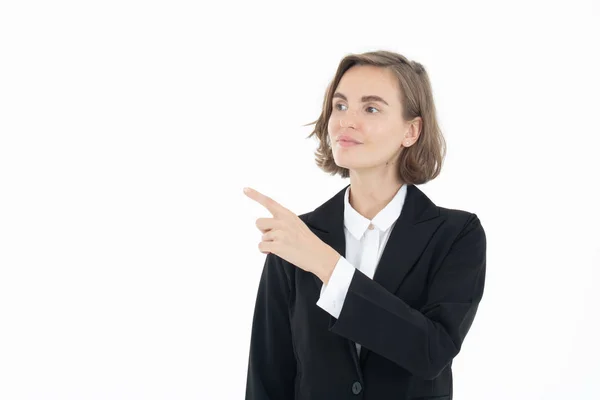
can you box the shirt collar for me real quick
[343,183,407,240]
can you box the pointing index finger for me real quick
[243,187,285,216]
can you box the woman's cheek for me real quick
[327,118,338,135]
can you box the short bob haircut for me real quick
[306,50,446,185]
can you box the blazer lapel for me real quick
[305,183,444,371]
[306,184,348,294]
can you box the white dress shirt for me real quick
[316,183,407,356]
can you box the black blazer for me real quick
[245,183,486,400]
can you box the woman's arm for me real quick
[328,214,486,380]
[245,252,297,399]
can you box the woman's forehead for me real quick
[336,66,401,103]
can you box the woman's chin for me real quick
[334,158,373,171]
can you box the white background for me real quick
[1,1,599,399]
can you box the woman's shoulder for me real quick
[437,206,485,243]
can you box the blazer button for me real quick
[352,381,362,394]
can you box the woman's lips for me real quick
[337,140,362,147]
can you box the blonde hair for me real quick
[305,50,446,185]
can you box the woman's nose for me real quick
[339,114,357,129]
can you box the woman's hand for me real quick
[243,187,340,283]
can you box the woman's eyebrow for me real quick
[333,92,389,106]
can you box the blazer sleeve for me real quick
[245,252,297,399]
[328,213,487,380]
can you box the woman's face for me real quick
[328,65,413,174]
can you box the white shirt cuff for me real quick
[316,256,356,319]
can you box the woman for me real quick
[244,50,486,400]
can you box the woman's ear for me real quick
[404,117,422,146]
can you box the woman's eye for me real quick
[334,103,379,113]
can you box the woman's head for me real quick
[306,50,446,185]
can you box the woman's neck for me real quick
[348,173,404,220]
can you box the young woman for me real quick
[244,50,486,400]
